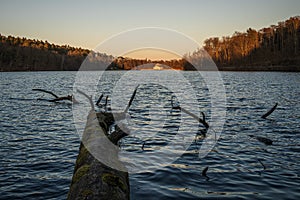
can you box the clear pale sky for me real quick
[0,0,299,59]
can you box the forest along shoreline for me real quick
[0,16,300,72]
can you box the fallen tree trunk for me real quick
[68,111,130,200]
[68,89,130,199]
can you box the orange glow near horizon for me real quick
[123,49,181,61]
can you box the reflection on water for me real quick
[0,71,299,199]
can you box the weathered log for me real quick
[261,103,278,119]
[69,90,130,199]
[68,111,130,200]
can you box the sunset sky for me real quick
[1,0,299,59]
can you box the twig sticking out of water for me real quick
[104,95,109,109]
[141,141,145,151]
[201,112,206,123]
[202,166,209,181]
[77,89,94,110]
[261,103,278,119]
[96,94,103,106]
[257,159,266,170]
[124,85,139,113]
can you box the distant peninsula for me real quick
[0,16,299,72]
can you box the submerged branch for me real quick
[249,135,273,145]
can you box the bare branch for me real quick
[77,89,94,110]
[202,166,209,180]
[104,95,109,108]
[257,159,266,170]
[49,96,73,102]
[96,94,103,106]
[124,85,139,113]
[108,124,129,145]
[262,103,278,119]
[174,106,209,129]
[33,88,76,103]
[171,97,209,129]
[32,89,59,98]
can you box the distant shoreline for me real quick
[218,65,300,72]
[1,66,300,72]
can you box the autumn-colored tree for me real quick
[201,16,300,70]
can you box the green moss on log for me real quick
[102,173,127,192]
[81,189,93,198]
[75,145,90,168]
[72,164,90,184]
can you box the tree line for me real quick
[201,16,300,70]
[0,34,194,71]
[0,35,113,71]
[1,16,300,71]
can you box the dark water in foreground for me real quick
[0,71,299,199]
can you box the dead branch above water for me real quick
[124,85,139,113]
[261,103,278,119]
[32,88,59,98]
[32,88,77,103]
[76,89,94,110]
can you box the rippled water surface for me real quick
[0,71,299,199]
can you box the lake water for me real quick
[0,71,299,199]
